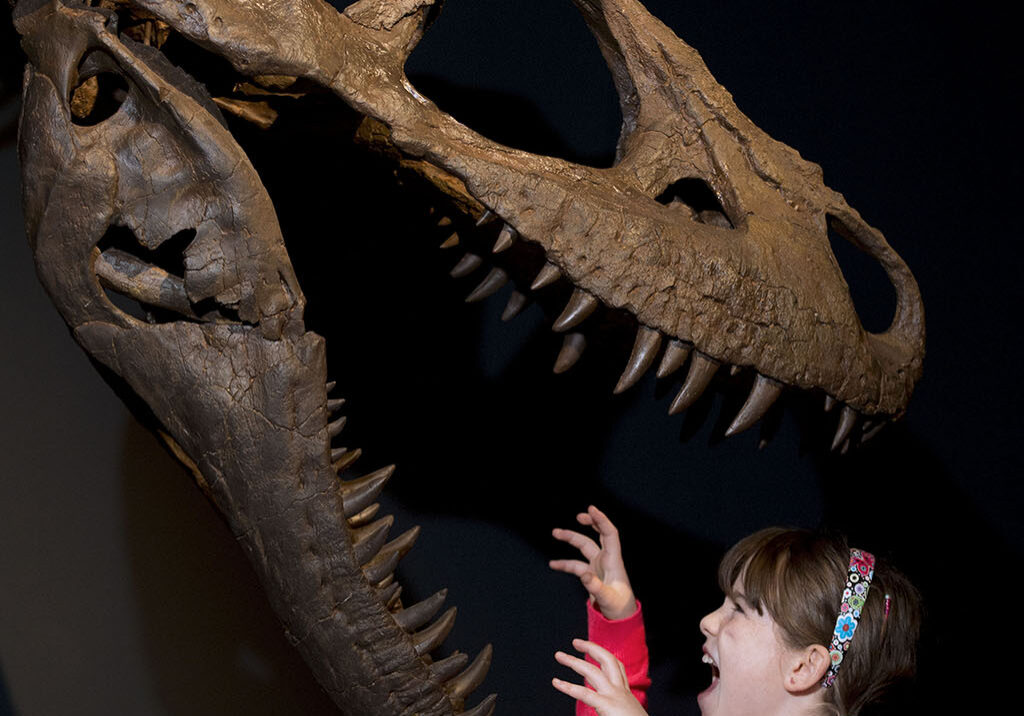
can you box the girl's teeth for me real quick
[702,654,715,665]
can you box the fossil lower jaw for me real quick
[76,281,496,715]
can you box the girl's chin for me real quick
[697,675,719,712]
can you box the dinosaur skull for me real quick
[12,0,924,714]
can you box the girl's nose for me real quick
[700,607,719,637]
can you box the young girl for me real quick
[549,506,920,716]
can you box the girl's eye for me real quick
[733,602,745,614]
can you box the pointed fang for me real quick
[824,395,837,412]
[328,416,347,439]
[531,262,561,290]
[450,253,482,278]
[656,340,691,379]
[352,515,394,566]
[394,588,448,632]
[325,380,336,393]
[492,224,517,253]
[465,267,509,303]
[554,333,586,374]
[327,398,346,413]
[332,447,362,473]
[430,651,470,682]
[831,406,858,451]
[668,353,720,415]
[501,290,528,321]
[439,232,460,249]
[340,465,394,517]
[475,209,495,226]
[412,607,457,656]
[447,644,494,703]
[363,549,402,584]
[552,289,598,332]
[614,327,663,394]
[461,694,498,716]
[725,374,784,437]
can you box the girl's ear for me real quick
[783,644,831,693]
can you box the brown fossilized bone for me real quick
[12,0,925,714]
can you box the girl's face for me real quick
[697,580,796,716]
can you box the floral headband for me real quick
[822,548,876,688]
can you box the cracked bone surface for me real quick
[12,0,925,714]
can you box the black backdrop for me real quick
[1,1,1020,714]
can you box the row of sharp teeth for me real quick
[324,383,497,716]
[439,210,883,453]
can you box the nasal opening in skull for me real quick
[826,215,897,334]
[404,0,621,167]
[656,178,735,229]
[70,51,129,127]
[95,225,215,324]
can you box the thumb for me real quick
[581,572,607,601]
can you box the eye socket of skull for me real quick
[70,51,130,126]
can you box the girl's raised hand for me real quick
[553,639,649,716]
[550,505,637,620]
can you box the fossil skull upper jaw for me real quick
[125,0,923,423]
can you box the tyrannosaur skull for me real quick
[12,1,925,714]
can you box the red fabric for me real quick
[575,600,651,716]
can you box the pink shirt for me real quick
[576,600,651,716]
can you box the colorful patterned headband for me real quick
[822,548,876,688]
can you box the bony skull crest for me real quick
[12,1,924,715]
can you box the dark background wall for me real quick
[1,1,1020,714]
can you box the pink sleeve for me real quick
[575,600,651,716]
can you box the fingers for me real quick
[586,505,622,550]
[551,676,603,708]
[552,527,601,561]
[571,639,626,682]
[548,558,590,577]
[554,649,609,689]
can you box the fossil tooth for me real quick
[437,215,452,227]
[353,515,394,566]
[363,549,402,585]
[381,525,421,562]
[328,415,347,438]
[824,395,837,412]
[656,339,692,379]
[327,397,346,413]
[531,261,562,290]
[553,333,586,374]
[340,465,394,517]
[614,326,663,394]
[412,606,458,656]
[725,374,784,437]
[465,267,509,303]
[668,353,720,415]
[439,232,460,249]
[831,406,858,451]
[430,651,469,682]
[475,209,495,226]
[332,447,362,473]
[492,224,517,253]
[446,644,494,704]
[461,693,498,716]
[347,502,380,528]
[501,290,528,321]
[729,364,742,377]
[325,380,336,393]
[552,289,599,332]
[378,580,402,609]
[450,253,483,278]
[330,447,349,462]
[862,420,887,443]
[393,588,448,632]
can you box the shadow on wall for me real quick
[120,419,340,716]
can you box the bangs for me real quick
[717,527,793,615]
[717,528,848,647]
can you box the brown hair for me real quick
[718,528,920,716]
